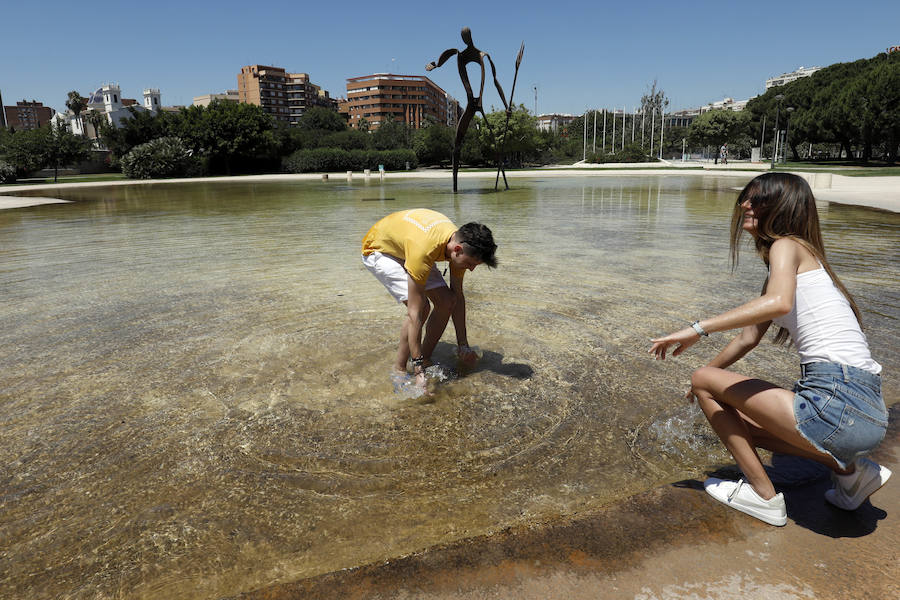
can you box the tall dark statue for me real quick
[427,27,511,192]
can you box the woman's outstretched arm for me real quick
[649,238,803,360]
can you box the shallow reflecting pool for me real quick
[1,175,897,599]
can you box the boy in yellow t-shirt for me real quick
[362,208,497,392]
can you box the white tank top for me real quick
[772,267,881,374]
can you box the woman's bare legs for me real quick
[691,366,848,499]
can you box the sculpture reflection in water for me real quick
[427,27,523,192]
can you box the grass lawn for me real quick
[8,173,128,185]
[775,161,900,176]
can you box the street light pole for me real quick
[770,94,783,170]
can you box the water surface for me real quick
[1,175,897,599]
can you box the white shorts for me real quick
[362,252,447,303]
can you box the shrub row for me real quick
[586,143,654,164]
[283,148,418,173]
[121,137,202,179]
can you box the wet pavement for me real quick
[232,406,898,600]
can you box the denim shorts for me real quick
[793,362,887,469]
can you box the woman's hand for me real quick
[649,327,700,360]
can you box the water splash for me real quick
[390,372,426,399]
[648,403,718,457]
[424,363,456,382]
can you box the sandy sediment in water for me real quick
[1,164,898,212]
[230,408,899,600]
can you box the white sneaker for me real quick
[704,478,787,526]
[825,458,892,510]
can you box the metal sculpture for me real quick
[427,27,522,192]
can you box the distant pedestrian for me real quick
[720,143,728,165]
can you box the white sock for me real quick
[834,468,861,485]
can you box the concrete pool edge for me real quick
[229,407,898,600]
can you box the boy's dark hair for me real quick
[456,222,498,268]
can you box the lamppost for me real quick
[783,107,794,164]
[770,94,784,170]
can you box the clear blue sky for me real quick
[2,0,898,116]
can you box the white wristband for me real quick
[691,321,709,337]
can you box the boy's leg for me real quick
[395,301,430,372]
[421,286,455,361]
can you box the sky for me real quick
[2,0,898,117]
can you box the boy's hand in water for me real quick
[415,372,427,388]
[457,345,479,367]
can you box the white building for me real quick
[536,113,576,132]
[664,97,750,128]
[766,66,821,89]
[53,84,161,140]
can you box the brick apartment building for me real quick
[237,65,336,125]
[344,73,457,130]
[3,100,54,130]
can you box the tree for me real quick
[297,106,347,132]
[744,52,899,163]
[85,110,108,146]
[169,100,275,174]
[412,118,454,165]
[43,122,92,181]
[640,80,669,153]
[2,123,90,181]
[493,105,539,167]
[99,106,170,159]
[1,127,47,174]
[458,107,539,167]
[372,116,412,150]
[66,91,88,135]
[320,129,370,151]
[687,109,750,151]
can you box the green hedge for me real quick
[121,137,202,179]
[283,148,418,173]
[587,143,654,164]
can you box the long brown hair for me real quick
[729,172,863,344]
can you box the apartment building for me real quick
[3,100,54,130]
[193,90,239,107]
[238,65,335,125]
[344,73,454,130]
[765,66,821,89]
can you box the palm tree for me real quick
[86,110,107,147]
[66,91,88,136]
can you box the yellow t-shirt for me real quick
[362,209,461,286]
